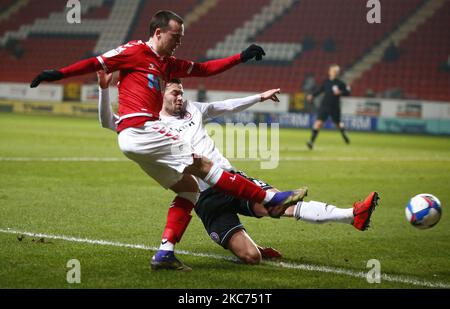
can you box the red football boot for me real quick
[352,192,380,231]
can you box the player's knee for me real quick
[239,249,262,265]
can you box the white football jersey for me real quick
[160,101,234,172]
[160,97,260,191]
[98,87,260,191]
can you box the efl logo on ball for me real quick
[405,193,442,229]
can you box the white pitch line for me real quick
[232,156,450,162]
[1,156,450,162]
[0,157,127,162]
[1,228,449,288]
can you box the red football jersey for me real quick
[95,40,241,132]
[96,40,195,126]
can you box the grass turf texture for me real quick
[0,113,449,288]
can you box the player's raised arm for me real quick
[170,44,266,79]
[192,88,280,119]
[30,57,103,88]
[30,40,143,88]
[97,71,118,131]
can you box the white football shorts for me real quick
[118,120,195,189]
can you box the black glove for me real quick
[240,44,266,63]
[30,70,64,88]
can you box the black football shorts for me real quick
[195,171,272,249]
[317,107,341,124]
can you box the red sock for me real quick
[162,197,194,244]
[214,171,266,204]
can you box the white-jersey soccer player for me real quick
[98,72,380,265]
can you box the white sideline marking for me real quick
[0,157,127,162]
[234,156,450,162]
[1,156,450,162]
[1,228,449,288]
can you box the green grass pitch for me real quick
[0,113,449,288]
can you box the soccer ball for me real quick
[405,193,442,229]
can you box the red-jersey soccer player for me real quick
[30,10,307,270]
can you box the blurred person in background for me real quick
[306,64,351,150]
[197,83,208,102]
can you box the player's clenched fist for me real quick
[30,69,64,88]
[240,44,266,63]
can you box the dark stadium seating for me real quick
[83,3,112,19]
[174,0,272,62]
[179,0,422,92]
[179,0,424,95]
[0,0,62,37]
[0,0,15,13]
[0,35,98,84]
[352,0,450,101]
[0,0,448,102]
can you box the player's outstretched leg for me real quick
[291,193,379,231]
[352,192,380,231]
[293,200,353,224]
[188,159,308,214]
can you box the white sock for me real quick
[159,239,175,251]
[177,192,200,205]
[203,163,223,186]
[293,201,354,224]
[263,191,276,204]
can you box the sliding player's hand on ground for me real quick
[30,69,63,88]
[260,88,281,102]
[97,70,113,89]
[240,44,266,62]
